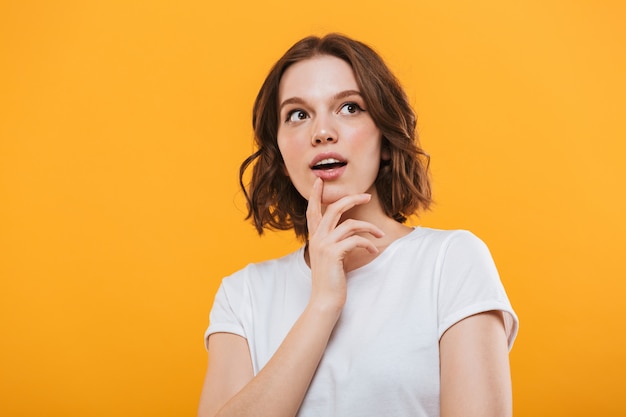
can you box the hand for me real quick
[305,178,385,310]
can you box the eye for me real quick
[286,109,309,122]
[339,102,364,115]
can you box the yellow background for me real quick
[1,1,624,415]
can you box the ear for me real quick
[381,139,391,161]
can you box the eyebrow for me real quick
[279,90,363,112]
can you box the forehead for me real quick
[278,55,359,101]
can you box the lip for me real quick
[309,152,347,181]
[309,152,347,168]
[312,164,347,181]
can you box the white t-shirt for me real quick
[205,227,518,417]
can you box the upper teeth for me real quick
[314,158,341,167]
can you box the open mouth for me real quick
[311,158,347,170]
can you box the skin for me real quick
[198,55,512,417]
[277,55,384,207]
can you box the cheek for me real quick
[277,138,302,180]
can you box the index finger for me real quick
[306,178,323,234]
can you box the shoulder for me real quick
[413,227,484,244]
[401,227,489,258]
[410,227,497,277]
[396,228,499,284]
[220,247,306,292]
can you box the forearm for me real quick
[214,301,341,417]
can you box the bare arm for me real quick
[198,179,383,417]
[198,333,254,417]
[439,310,512,417]
[198,302,342,417]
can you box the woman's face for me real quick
[277,55,384,205]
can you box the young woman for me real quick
[198,34,518,417]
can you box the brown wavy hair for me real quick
[239,33,432,240]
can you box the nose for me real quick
[311,117,338,145]
[311,133,337,145]
[311,128,337,146]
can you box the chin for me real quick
[320,188,357,206]
[320,196,341,206]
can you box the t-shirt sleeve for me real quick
[203,277,247,350]
[436,231,519,349]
